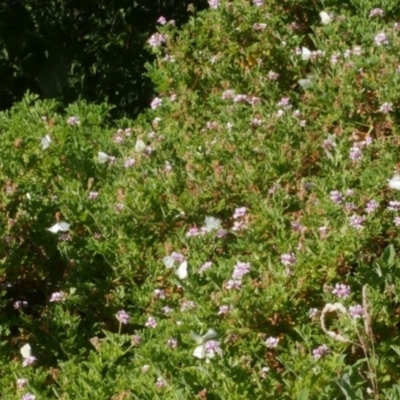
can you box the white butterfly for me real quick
[98,152,110,164]
[163,256,175,269]
[192,329,218,359]
[298,76,314,89]
[388,174,400,190]
[176,260,188,280]
[20,343,32,359]
[204,216,222,232]
[134,139,146,153]
[48,221,70,233]
[319,11,332,25]
[301,47,312,61]
[41,135,51,150]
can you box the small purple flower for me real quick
[249,96,261,105]
[388,201,400,211]
[332,283,351,299]
[218,305,232,315]
[49,291,66,302]
[145,316,157,328]
[216,228,228,238]
[116,310,130,324]
[348,215,366,230]
[251,118,263,128]
[22,356,36,368]
[226,279,242,290]
[154,289,165,299]
[281,253,296,266]
[151,97,163,110]
[349,145,362,162]
[253,0,264,6]
[124,158,136,168]
[369,8,384,17]
[232,221,246,231]
[330,52,340,65]
[222,89,235,100]
[232,261,251,279]
[268,71,279,80]
[365,200,379,214]
[17,378,28,388]
[379,102,393,114]
[161,306,173,315]
[14,300,28,310]
[291,221,306,233]
[180,300,196,312]
[156,377,167,389]
[374,32,389,46]
[233,94,248,103]
[67,116,80,126]
[265,336,279,348]
[208,0,220,8]
[204,340,223,357]
[312,344,329,360]
[330,190,343,203]
[131,335,141,346]
[186,226,200,237]
[349,304,364,319]
[352,46,362,55]
[199,261,213,273]
[277,97,291,108]
[233,207,247,219]
[21,394,35,400]
[394,216,400,226]
[157,16,167,25]
[148,33,165,47]
[167,338,178,349]
[88,191,99,200]
[171,252,185,263]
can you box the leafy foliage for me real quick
[2,0,400,399]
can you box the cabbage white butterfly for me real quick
[204,216,222,232]
[388,174,400,190]
[98,152,110,164]
[191,329,218,359]
[20,343,32,359]
[41,135,51,150]
[48,221,70,233]
[162,256,175,269]
[298,76,314,89]
[134,139,146,153]
[301,47,311,61]
[319,11,332,25]
[176,260,188,279]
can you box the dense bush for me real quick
[2,0,400,398]
[0,0,208,119]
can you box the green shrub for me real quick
[2,0,400,398]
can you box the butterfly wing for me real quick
[389,175,400,190]
[319,11,332,25]
[98,152,109,164]
[48,223,61,233]
[134,139,146,153]
[202,328,218,341]
[301,47,311,61]
[176,261,188,279]
[193,344,206,359]
[20,343,31,359]
[41,135,51,150]
[163,256,175,269]
[58,221,70,232]
[190,331,203,345]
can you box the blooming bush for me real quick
[2,0,400,398]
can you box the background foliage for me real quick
[0,0,207,119]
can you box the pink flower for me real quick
[88,191,99,200]
[330,190,343,203]
[265,336,279,348]
[167,338,178,349]
[154,289,165,299]
[232,261,251,279]
[281,253,296,266]
[218,305,232,315]
[157,16,167,25]
[369,8,384,17]
[268,71,279,80]
[348,215,365,230]
[253,0,264,6]
[204,340,223,357]
[180,300,196,312]
[225,279,242,290]
[161,306,173,315]
[49,291,66,302]
[208,0,219,9]
[124,158,136,168]
[199,261,213,273]
[116,310,130,324]
[14,301,28,310]
[394,216,400,226]
[365,200,379,214]
[156,377,167,389]
[349,145,362,161]
[150,97,163,110]
[277,97,291,108]
[67,116,80,126]
[233,94,248,103]
[17,378,28,388]
[313,344,329,359]
[145,316,157,328]
[349,304,364,319]
[222,89,235,100]
[21,394,36,400]
[379,102,393,113]
[233,207,247,219]
[148,33,165,47]
[22,356,36,368]
[374,32,389,46]
[332,283,351,299]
